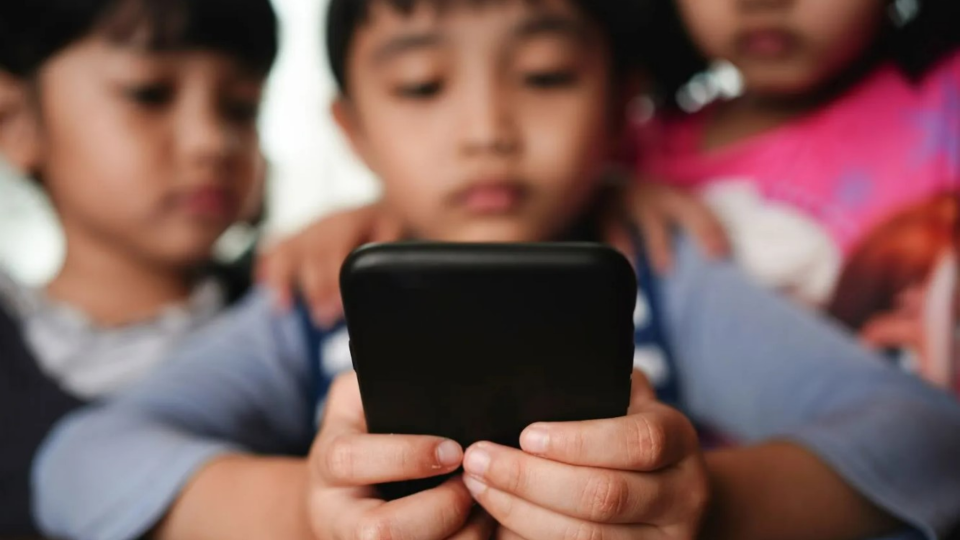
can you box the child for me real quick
[0,0,276,534]
[35,1,960,539]
[0,0,275,397]
[636,0,959,308]
[265,0,960,381]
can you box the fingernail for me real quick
[463,448,491,476]
[521,428,550,454]
[436,440,463,468]
[463,475,488,496]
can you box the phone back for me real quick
[341,243,637,498]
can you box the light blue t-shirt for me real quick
[33,238,960,540]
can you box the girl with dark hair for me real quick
[0,0,277,533]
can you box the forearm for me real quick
[155,456,314,540]
[700,442,901,540]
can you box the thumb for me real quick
[322,372,367,432]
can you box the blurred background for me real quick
[0,0,379,286]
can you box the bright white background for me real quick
[0,0,378,285]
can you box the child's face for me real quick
[25,38,263,266]
[675,0,887,96]
[335,0,619,243]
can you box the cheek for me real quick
[676,0,732,58]
[520,89,609,195]
[41,94,166,209]
[799,0,885,65]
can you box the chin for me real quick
[436,221,542,244]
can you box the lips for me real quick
[176,185,238,220]
[736,28,799,59]
[453,182,528,215]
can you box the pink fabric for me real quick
[639,51,960,255]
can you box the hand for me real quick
[607,179,729,274]
[307,372,494,540]
[257,203,402,326]
[463,371,709,540]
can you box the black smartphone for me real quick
[341,242,637,500]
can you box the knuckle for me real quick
[582,473,629,522]
[557,428,587,460]
[501,455,527,495]
[355,514,398,540]
[563,521,604,540]
[324,435,356,482]
[636,415,668,469]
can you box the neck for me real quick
[706,51,886,151]
[47,227,195,327]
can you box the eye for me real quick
[394,80,444,99]
[524,71,579,89]
[124,83,174,107]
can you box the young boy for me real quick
[35,1,960,540]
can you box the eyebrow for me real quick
[372,33,443,64]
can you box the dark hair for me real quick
[643,0,960,107]
[325,0,650,94]
[0,0,279,78]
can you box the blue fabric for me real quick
[33,237,960,540]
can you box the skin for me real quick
[333,0,615,244]
[0,37,263,325]
[163,2,898,539]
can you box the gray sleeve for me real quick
[661,237,960,539]
[32,290,315,540]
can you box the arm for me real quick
[32,291,316,540]
[662,236,960,539]
[154,456,313,540]
[702,443,900,540]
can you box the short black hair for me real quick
[325,0,650,94]
[643,0,960,107]
[0,0,279,78]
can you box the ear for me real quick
[0,72,42,175]
[331,96,376,170]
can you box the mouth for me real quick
[174,185,239,221]
[736,27,799,59]
[451,180,529,216]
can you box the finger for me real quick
[312,252,346,327]
[315,376,464,486]
[630,370,657,412]
[601,211,637,264]
[257,247,296,311]
[322,372,366,427]
[638,209,674,275]
[463,443,691,524]
[448,508,497,540]
[495,529,528,540]
[519,404,697,471]
[298,260,333,326]
[347,477,476,540]
[464,478,653,540]
[682,202,730,259]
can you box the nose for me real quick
[177,93,239,172]
[459,77,520,158]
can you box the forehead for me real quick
[356,0,590,48]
